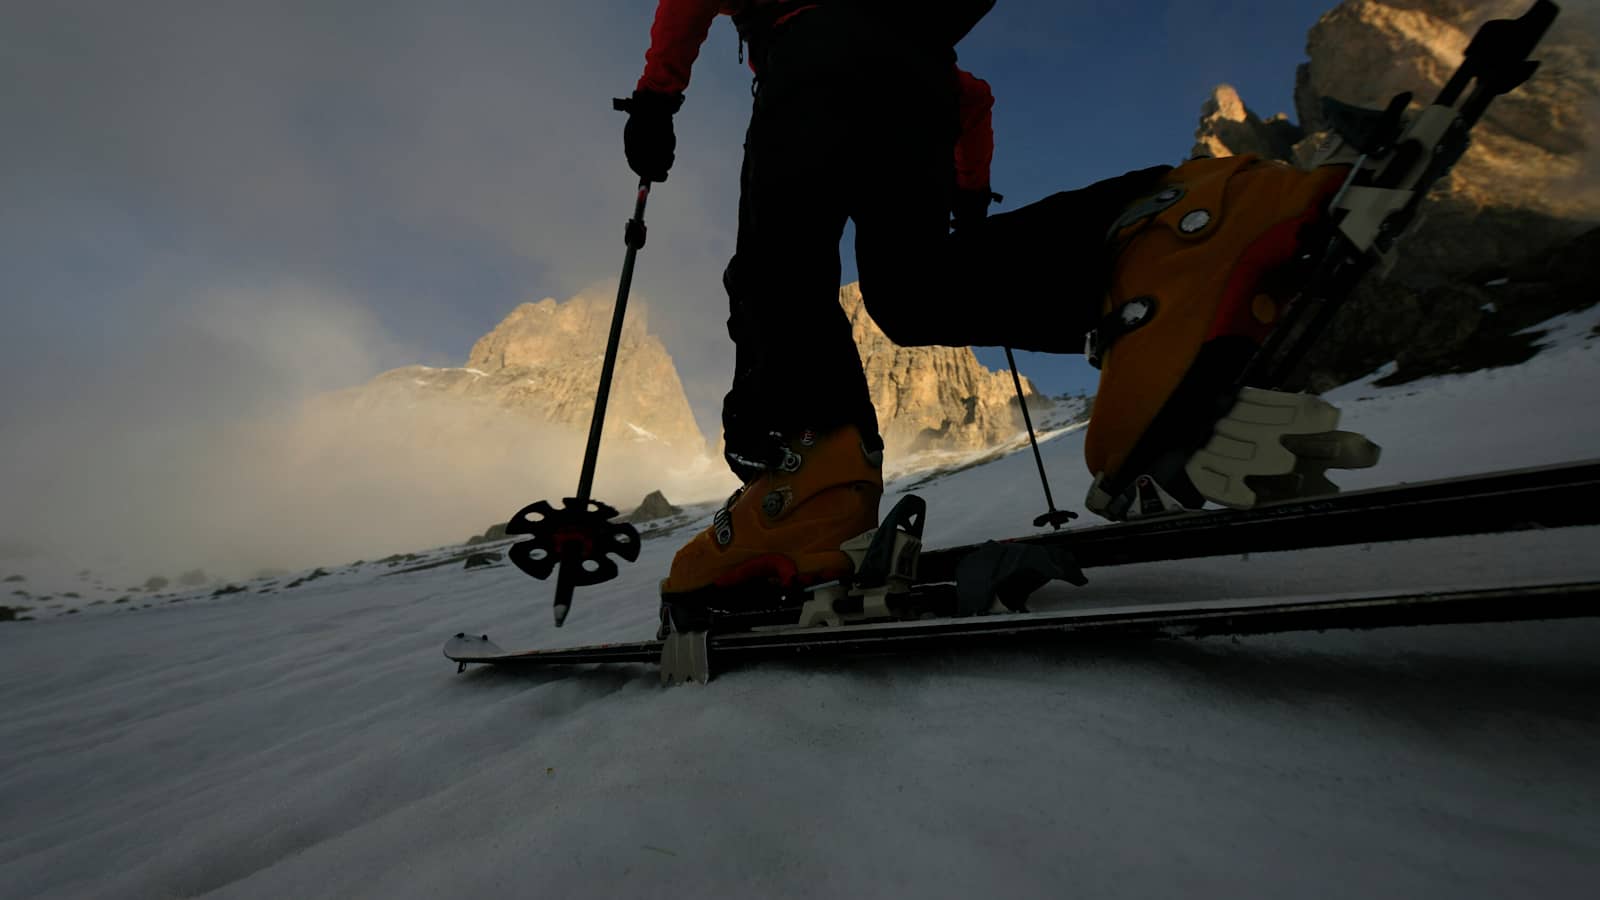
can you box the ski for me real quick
[919,457,1600,583]
[447,580,1600,678]
[446,458,1600,678]
[662,457,1600,638]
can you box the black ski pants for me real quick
[721,4,1168,477]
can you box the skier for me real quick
[472,0,1551,672]
[623,0,1354,610]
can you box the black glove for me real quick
[951,186,1002,232]
[619,89,685,183]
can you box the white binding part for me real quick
[662,524,924,683]
[1332,103,1459,274]
[794,528,921,628]
[1186,387,1380,509]
[660,628,710,685]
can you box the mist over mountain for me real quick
[337,285,1052,470]
[331,294,708,469]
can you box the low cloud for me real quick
[2,3,752,579]
[2,278,734,582]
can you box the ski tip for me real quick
[443,632,505,663]
[553,602,570,627]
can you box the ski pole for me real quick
[1003,347,1076,530]
[503,174,650,626]
[576,178,650,505]
[550,177,651,625]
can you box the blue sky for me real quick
[3,1,1335,437]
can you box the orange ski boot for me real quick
[660,424,884,621]
[1083,154,1378,520]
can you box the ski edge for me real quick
[444,579,1600,672]
[918,457,1600,581]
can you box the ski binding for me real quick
[660,494,928,684]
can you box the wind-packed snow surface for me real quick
[3,307,1599,899]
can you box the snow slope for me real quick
[2,310,1599,899]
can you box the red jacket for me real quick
[637,0,996,191]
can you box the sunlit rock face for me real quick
[1192,85,1304,162]
[1292,0,1600,222]
[1192,0,1600,389]
[341,294,707,467]
[333,281,1054,482]
[839,283,1048,455]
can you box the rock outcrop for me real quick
[625,490,682,523]
[464,298,702,456]
[341,294,707,465]
[1292,0,1600,221]
[1356,224,1600,385]
[327,283,1045,487]
[840,283,1048,454]
[1191,85,1304,162]
[1192,0,1600,389]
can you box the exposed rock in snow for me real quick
[625,489,682,523]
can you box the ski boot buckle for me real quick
[1085,472,1190,520]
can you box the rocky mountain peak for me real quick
[840,283,1048,454]
[1192,84,1303,162]
[467,295,650,373]
[340,293,706,465]
[329,281,1049,486]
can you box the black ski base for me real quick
[446,580,1600,676]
